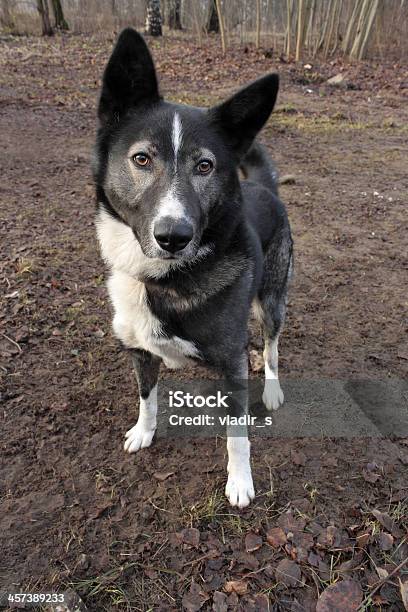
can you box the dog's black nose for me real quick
[153,217,194,253]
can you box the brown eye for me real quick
[197,159,213,174]
[132,152,151,167]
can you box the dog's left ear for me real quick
[98,28,160,125]
[208,74,279,158]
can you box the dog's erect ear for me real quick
[208,74,279,158]
[98,28,160,125]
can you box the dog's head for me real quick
[94,28,279,265]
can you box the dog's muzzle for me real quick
[153,216,194,254]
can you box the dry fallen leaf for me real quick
[245,531,262,552]
[212,591,228,612]
[362,468,380,483]
[372,509,403,538]
[249,349,263,372]
[182,581,209,612]
[376,567,389,580]
[275,558,302,587]
[291,448,307,466]
[399,578,408,611]
[153,471,175,481]
[180,527,200,548]
[278,510,306,533]
[378,531,394,551]
[224,580,247,595]
[316,580,362,612]
[266,526,287,548]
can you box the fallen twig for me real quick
[357,554,408,610]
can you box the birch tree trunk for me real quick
[314,0,331,55]
[351,0,380,59]
[323,0,339,57]
[215,0,227,53]
[192,0,202,46]
[285,0,293,56]
[307,0,316,50]
[349,0,371,57]
[295,0,305,60]
[342,0,364,54]
[256,0,261,48]
[146,0,162,37]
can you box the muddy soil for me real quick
[0,33,407,611]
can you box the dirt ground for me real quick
[0,32,407,611]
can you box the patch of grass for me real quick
[183,488,226,525]
[168,92,217,108]
[15,257,35,276]
[94,274,105,286]
[270,113,374,134]
[65,303,85,321]
[269,112,408,135]
[275,103,298,115]
[389,500,408,523]
[71,561,178,611]
[304,482,319,504]
[170,485,257,538]
[72,564,136,611]
[94,467,124,500]
[63,524,84,553]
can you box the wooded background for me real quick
[1,0,407,61]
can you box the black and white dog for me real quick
[93,29,293,508]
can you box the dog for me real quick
[93,28,293,508]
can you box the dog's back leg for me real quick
[124,349,161,453]
[256,222,293,411]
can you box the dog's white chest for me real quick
[107,270,199,368]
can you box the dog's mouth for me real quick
[148,240,200,261]
[138,232,213,265]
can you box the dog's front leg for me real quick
[224,355,255,508]
[124,349,161,453]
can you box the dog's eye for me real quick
[132,153,151,167]
[197,159,213,175]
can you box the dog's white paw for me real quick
[124,422,156,453]
[262,379,284,411]
[225,472,255,508]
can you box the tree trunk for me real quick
[323,0,339,58]
[192,0,202,46]
[215,0,226,53]
[330,0,343,55]
[168,0,182,30]
[285,0,293,56]
[342,0,364,54]
[315,0,331,55]
[50,0,69,30]
[255,0,261,48]
[146,0,162,36]
[37,0,53,36]
[295,0,305,60]
[0,0,15,31]
[206,0,219,33]
[351,0,380,59]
